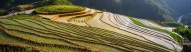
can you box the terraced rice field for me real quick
[0,17,178,52]
[0,7,183,52]
[134,18,174,31]
[40,8,94,26]
[111,14,182,51]
[53,8,180,51]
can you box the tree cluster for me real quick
[174,26,191,41]
[49,0,72,5]
[0,10,6,16]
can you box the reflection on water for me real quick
[87,13,147,41]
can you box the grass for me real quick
[35,5,85,14]
[128,17,147,26]
[18,4,33,9]
[163,22,184,27]
[6,15,40,19]
[128,17,182,45]
[148,20,169,27]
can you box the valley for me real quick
[177,15,184,23]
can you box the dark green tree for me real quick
[0,10,6,16]
[49,0,72,5]
[175,26,191,40]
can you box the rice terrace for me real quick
[1,0,190,52]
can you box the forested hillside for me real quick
[182,13,191,26]
[0,0,38,9]
[0,0,39,16]
[162,0,191,20]
[70,0,174,22]
[1,0,191,24]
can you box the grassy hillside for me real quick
[182,13,191,26]
[0,0,73,15]
[0,0,39,9]
[163,0,191,19]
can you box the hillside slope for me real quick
[182,13,191,26]
[0,0,38,9]
[0,0,178,22]
[70,0,174,22]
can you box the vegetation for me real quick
[0,43,48,52]
[182,13,191,26]
[35,5,85,14]
[0,15,174,52]
[148,20,169,27]
[0,0,39,9]
[0,10,6,16]
[129,17,182,44]
[128,17,146,26]
[70,0,172,21]
[163,22,184,27]
[6,15,40,19]
[174,26,191,41]
[1,0,176,22]
[0,0,73,15]
[49,0,72,5]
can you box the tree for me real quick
[0,10,6,16]
[49,0,72,5]
[175,26,191,41]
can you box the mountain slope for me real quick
[0,0,39,9]
[70,0,173,22]
[182,13,191,26]
[162,0,191,20]
[0,0,175,22]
